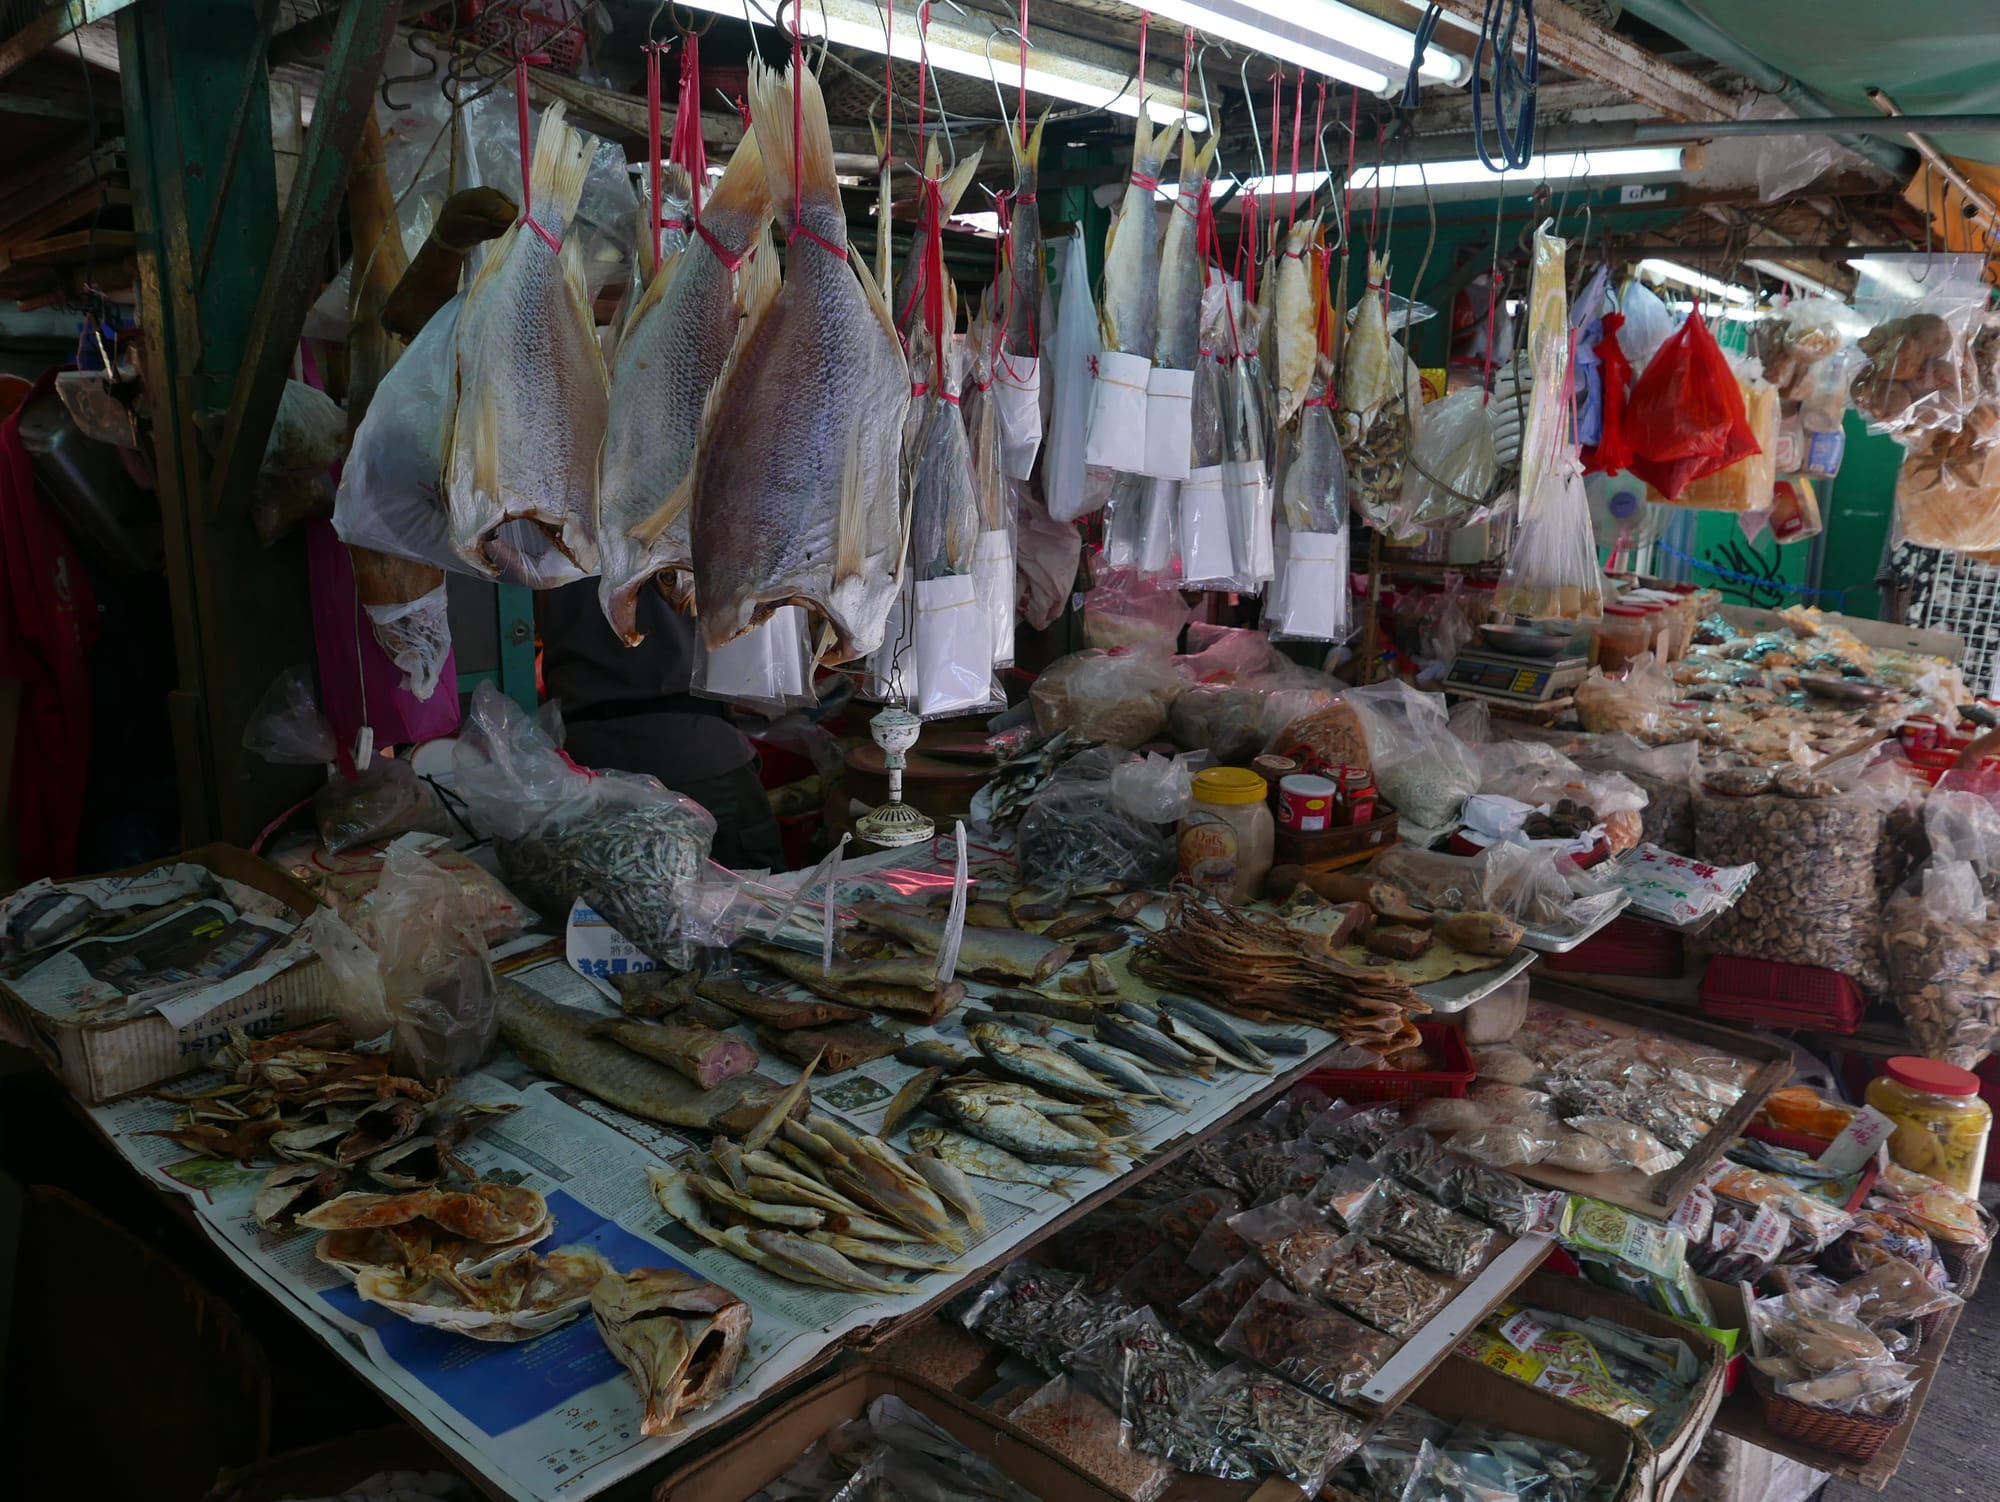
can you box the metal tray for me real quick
[1513,892,1632,954]
[1415,948,1536,1013]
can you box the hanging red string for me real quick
[1017,0,1030,151]
[1340,88,1359,244]
[1265,70,1283,257]
[514,56,560,251]
[671,31,706,220]
[1136,11,1150,107]
[1308,79,1325,214]
[786,0,845,259]
[1237,189,1259,306]
[1180,26,1192,127]
[1285,69,1305,230]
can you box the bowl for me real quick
[1477,623,1581,659]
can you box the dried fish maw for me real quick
[590,1268,751,1434]
[689,60,909,662]
[445,102,608,576]
[355,1245,609,1341]
[599,129,776,635]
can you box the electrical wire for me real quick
[1470,0,1536,173]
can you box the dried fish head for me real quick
[590,1268,752,1435]
[254,1163,349,1231]
[337,1096,429,1165]
[355,1245,610,1341]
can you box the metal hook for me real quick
[983,24,1026,147]
[381,26,442,112]
[1193,38,1226,133]
[1239,53,1267,177]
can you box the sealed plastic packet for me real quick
[1225,1195,1345,1293]
[1308,1231,1455,1337]
[1195,1363,1366,1494]
[1068,1308,1230,1466]
[1325,1171,1497,1278]
[693,605,818,716]
[1218,1277,1397,1402]
[1177,1256,1273,1341]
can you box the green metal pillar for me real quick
[122,0,315,846]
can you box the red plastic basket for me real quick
[1700,955,1865,1033]
[1303,1023,1475,1106]
[1543,915,1684,977]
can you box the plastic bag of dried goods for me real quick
[243,666,337,766]
[1029,644,1183,748]
[312,756,450,854]
[1343,679,1478,829]
[1626,312,1760,501]
[1017,746,1179,888]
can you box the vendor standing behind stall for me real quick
[538,580,784,871]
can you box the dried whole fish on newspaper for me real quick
[1219,1278,1397,1403]
[737,941,964,1023]
[961,1262,1136,1374]
[756,1020,903,1074]
[908,1126,1080,1200]
[1133,896,1425,1053]
[1311,1232,1455,1337]
[694,978,869,1030]
[589,1019,757,1089]
[851,901,1073,983]
[356,1245,610,1341]
[924,1081,1122,1168]
[590,1267,751,1436]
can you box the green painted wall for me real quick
[1814,412,1905,621]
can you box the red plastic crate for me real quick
[1700,955,1865,1033]
[1543,915,1685,977]
[1303,1023,1475,1106]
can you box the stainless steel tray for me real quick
[1513,892,1633,954]
[1415,948,1537,1013]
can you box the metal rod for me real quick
[1867,87,2000,238]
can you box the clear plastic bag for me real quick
[1619,276,1676,378]
[364,586,454,701]
[1045,232,1104,525]
[307,846,498,1080]
[1340,257,1413,533]
[1029,644,1183,748]
[1016,745,1179,888]
[276,836,530,943]
[1330,1172,1497,1278]
[1217,1277,1395,1403]
[1894,407,2000,551]
[1111,751,1197,824]
[1573,652,1675,739]
[243,666,336,765]
[1083,567,1190,652]
[1342,680,1478,829]
[694,605,818,716]
[1398,385,1500,533]
[312,756,449,855]
[1885,790,2000,1066]
[1191,1362,1365,1495]
[1008,1378,1175,1502]
[1853,311,1973,437]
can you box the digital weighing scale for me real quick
[1443,647,1590,705]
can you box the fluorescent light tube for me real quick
[671,0,1206,131]
[1743,257,1840,299]
[1137,0,1463,93]
[1640,258,1754,306]
[1348,147,1686,191]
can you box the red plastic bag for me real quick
[1584,312,1637,475]
[1624,311,1758,499]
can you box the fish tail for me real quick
[703,125,771,231]
[939,147,984,216]
[1014,106,1050,189]
[528,102,594,239]
[748,59,837,232]
[1194,132,1222,176]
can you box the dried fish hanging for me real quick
[1338,111,1412,535]
[1218,131,1275,592]
[1268,226,1352,644]
[992,14,1049,484]
[1493,222,1606,620]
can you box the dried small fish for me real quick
[907,1152,987,1234]
[804,1233,962,1274]
[742,1049,819,1152]
[722,1226,908,1295]
[908,1126,1076,1199]
[1312,1234,1454,1337]
[1156,994,1276,1070]
[1062,1041,1185,1112]
[1096,1011,1208,1077]
[881,1067,946,1138]
[689,1173,826,1228]
[964,1263,1134,1374]
[590,1268,751,1436]
[1160,1011,1275,1076]
[928,1085,1117,1167]
[895,1039,969,1069]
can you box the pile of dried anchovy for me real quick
[1344,1179,1497,1279]
[1224,1281,1397,1402]
[1313,1236,1456,1337]
[961,1265,1136,1375]
[500,799,710,965]
[1134,896,1426,1054]
[1204,1365,1367,1489]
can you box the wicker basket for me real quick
[1752,1373,1909,1462]
[1937,1211,1994,1296]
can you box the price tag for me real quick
[1498,1309,1547,1353]
[1818,1105,1896,1174]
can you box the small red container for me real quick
[1304,1023,1475,1106]
[1277,774,1339,832]
[1341,767,1378,826]
[1700,955,1866,1033]
[1543,915,1684,977]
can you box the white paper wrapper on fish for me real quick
[694,605,816,714]
[1141,364,1196,481]
[1178,466,1236,587]
[1223,459,1276,586]
[335,295,589,591]
[1106,475,1179,576]
[860,581,919,703]
[1268,528,1352,643]
[365,586,453,700]
[913,574,1003,719]
[1084,349,1154,473]
[995,352,1043,479]
[1045,232,1102,522]
[972,528,1017,667]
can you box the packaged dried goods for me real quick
[1885,791,2000,1069]
[1177,1256,1274,1341]
[1327,1173,1497,1278]
[1565,1115,1681,1176]
[1343,679,1479,829]
[1028,644,1184,748]
[1449,1123,1555,1169]
[1194,1363,1366,1495]
[1875,1162,1993,1248]
[1068,1308,1231,1468]
[1010,1379,1176,1502]
[1226,1196,1345,1293]
[1852,311,1970,436]
[1218,1277,1397,1402]
[1710,1165,1857,1255]
[1834,1256,1961,1329]
[1016,746,1179,890]
[1456,1308,1654,1427]
[960,1263,1135,1374]
[1309,1231,1456,1336]
[1747,1287,1917,1418]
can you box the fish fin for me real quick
[735,218,782,328]
[625,245,684,335]
[1194,132,1222,175]
[630,479,693,551]
[704,124,772,226]
[748,59,837,226]
[938,147,984,216]
[529,101,595,234]
[1013,106,1051,181]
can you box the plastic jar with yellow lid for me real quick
[1178,767,1273,904]
[1867,1056,1992,1194]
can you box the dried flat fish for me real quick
[758,1022,902,1074]
[738,942,961,1023]
[356,1245,610,1341]
[315,1218,552,1279]
[851,901,1072,983]
[696,977,868,1030]
[591,1268,751,1436]
[592,1019,759,1089]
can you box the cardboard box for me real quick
[651,1363,1124,1502]
[1469,1268,1728,1500]
[0,843,333,1101]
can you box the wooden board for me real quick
[1509,979,1793,1220]
[2,227,134,267]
